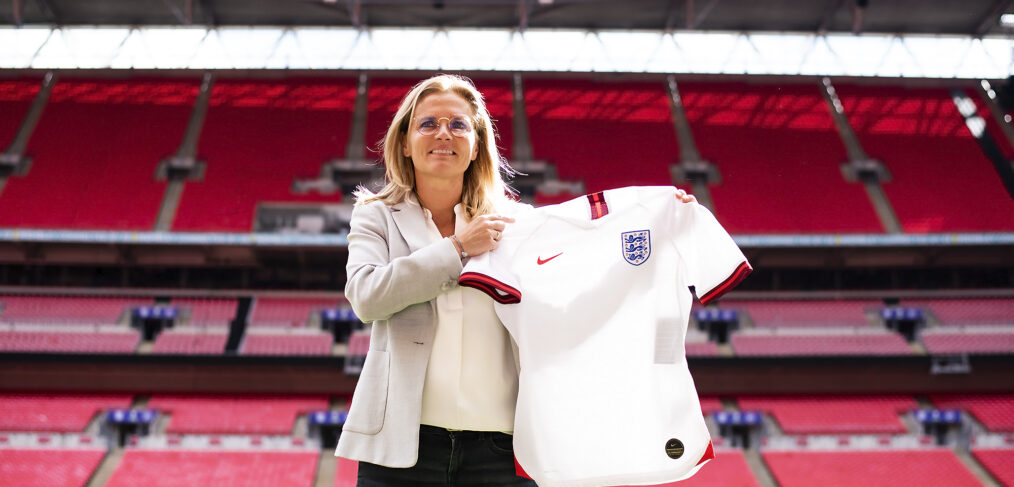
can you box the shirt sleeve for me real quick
[671,200,752,306]
[458,228,524,304]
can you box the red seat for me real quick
[148,395,329,435]
[106,449,318,487]
[972,448,1014,487]
[0,448,106,487]
[763,449,981,487]
[930,395,1014,432]
[737,395,917,434]
[0,393,133,432]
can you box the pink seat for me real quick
[0,448,106,487]
[106,450,319,487]
[734,299,879,328]
[0,393,133,432]
[972,448,1014,487]
[737,395,916,434]
[731,333,911,356]
[148,395,329,435]
[151,331,228,355]
[250,296,342,328]
[241,333,333,356]
[0,330,140,353]
[763,449,981,487]
[930,395,1014,432]
[922,331,1014,355]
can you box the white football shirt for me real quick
[459,186,751,487]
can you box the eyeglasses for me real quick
[414,116,474,137]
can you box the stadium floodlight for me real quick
[1001,14,1014,27]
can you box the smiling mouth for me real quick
[430,149,456,155]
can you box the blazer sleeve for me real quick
[344,201,463,322]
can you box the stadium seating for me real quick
[685,341,721,357]
[171,78,356,232]
[699,396,724,415]
[835,83,1014,233]
[762,449,982,487]
[680,81,884,234]
[971,448,1014,487]
[249,296,341,328]
[0,295,148,325]
[334,456,359,487]
[525,78,677,193]
[921,327,1014,355]
[731,329,912,356]
[150,329,228,355]
[0,78,40,153]
[172,297,236,327]
[148,395,329,434]
[930,395,1014,432]
[0,78,196,230]
[736,395,917,434]
[911,297,1014,326]
[0,329,140,353]
[0,393,133,431]
[667,448,760,487]
[105,449,319,487]
[241,332,333,356]
[733,299,879,327]
[0,448,106,487]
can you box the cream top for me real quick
[412,197,518,432]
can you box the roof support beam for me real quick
[974,0,1014,37]
[817,0,846,34]
[347,0,361,29]
[12,0,22,27]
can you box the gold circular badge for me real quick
[665,438,684,459]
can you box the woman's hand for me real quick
[676,188,696,204]
[454,214,515,257]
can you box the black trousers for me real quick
[357,425,538,487]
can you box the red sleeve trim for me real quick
[459,272,522,304]
[699,261,752,306]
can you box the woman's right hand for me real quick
[455,214,515,257]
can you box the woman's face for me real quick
[403,91,480,184]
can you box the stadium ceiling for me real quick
[3,0,1014,36]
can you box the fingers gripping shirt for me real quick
[459,186,751,487]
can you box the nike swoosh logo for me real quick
[537,252,563,265]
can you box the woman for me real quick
[337,74,696,486]
[335,74,533,486]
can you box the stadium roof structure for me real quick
[2,0,1014,37]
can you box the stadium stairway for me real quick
[84,449,124,487]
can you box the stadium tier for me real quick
[681,81,884,234]
[104,450,319,487]
[240,332,334,356]
[0,79,40,153]
[762,449,983,487]
[685,341,721,357]
[0,448,106,487]
[930,395,1014,432]
[732,299,880,327]
[972,448,1014,487]
[0,295,148,325]
[0,329,140,353]
[836,83,1014,233]
[911,297,1014,326]
[525,79,677,194]
[171,297,237,327]
[249,296,342,328]
[668,448,760,487]
[0,78,195,230]
[150,329,228,355]
[921,328,1014,355]
[148,395,329,435]
[0,393,133,432]
[736,395,917,434]
[171,78,356,232]
[699,396,725,415]
[730,329,912,356]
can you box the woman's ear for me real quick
[402,136,410,158]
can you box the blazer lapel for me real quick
[389,200,433,253]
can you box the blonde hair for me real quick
[355,74,515,219]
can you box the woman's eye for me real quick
[450,120,468,130]
[419,119,437,128]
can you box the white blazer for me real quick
[336,197,518,468]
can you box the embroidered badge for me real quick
[621,230,651,266]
